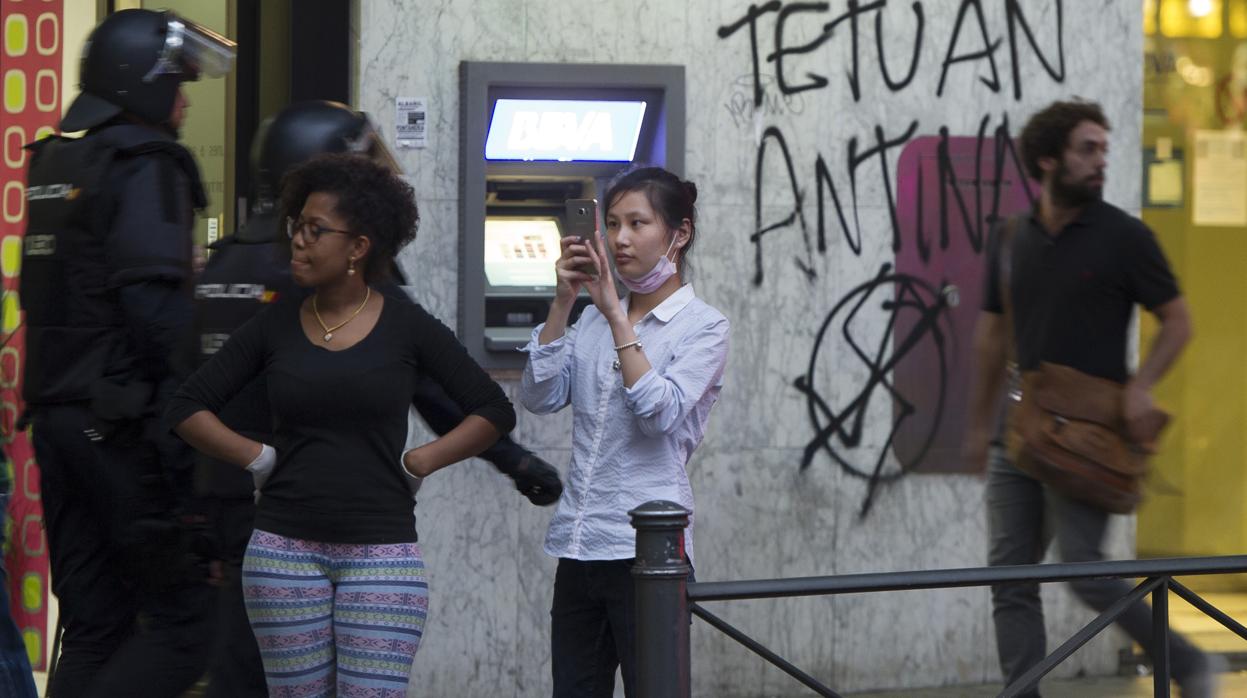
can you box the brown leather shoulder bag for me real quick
[997,217,1169,514]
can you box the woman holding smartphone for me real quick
[167,153,515,697]
[520,166,730,697]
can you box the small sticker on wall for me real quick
[396,97,428,149]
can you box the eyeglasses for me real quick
[286,217,353,244]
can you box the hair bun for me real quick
[682,180,698,204]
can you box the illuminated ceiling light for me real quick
[1190,0,1214,18]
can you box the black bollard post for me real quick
[631,500,692,698]
[1153,578,1171,698]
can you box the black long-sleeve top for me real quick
[166,293,516,543]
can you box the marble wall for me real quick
[356,1,1144,695]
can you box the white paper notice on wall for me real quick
[1193,129,1247,227]
[395,97,428,149]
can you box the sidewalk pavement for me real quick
[848,669,1246,697]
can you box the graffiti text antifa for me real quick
[718,0,1064,284]
[717,1,1070,509]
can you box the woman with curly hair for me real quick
[166,152,515,697]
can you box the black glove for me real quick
[509,454,563,506]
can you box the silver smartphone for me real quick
[565,198,599,277]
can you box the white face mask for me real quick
[616,234,679,294]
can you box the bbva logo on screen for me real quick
[505,110,615,155]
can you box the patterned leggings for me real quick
[242,529,429,698]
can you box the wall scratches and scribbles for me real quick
[717,0,1060,510]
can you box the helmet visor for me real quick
[143,13,236,83]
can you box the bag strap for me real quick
[998,216,1020,367]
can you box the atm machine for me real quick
[459,61,685,371]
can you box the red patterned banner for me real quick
[1,0,61,672]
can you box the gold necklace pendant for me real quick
[313,286,372,342]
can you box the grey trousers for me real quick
[986,450,1204,696]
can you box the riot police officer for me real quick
[19,10,235,697]
[192,100,564,696]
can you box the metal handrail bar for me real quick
[1000,577,1164,698]
[629,503,1247,698]
[688,555,1247,602]
[689,603,841,698]
[1170,580,1247,642]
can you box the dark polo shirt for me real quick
[982,200,1180,384]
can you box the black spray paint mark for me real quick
[717,0,1064,104]
[718,1,784,108]
[793,264,953,517]
[753,126,816,285]
[750,113,1034,284]
[876,1,924,92]
[936,0,1000,98]
[1005,0,1065,100]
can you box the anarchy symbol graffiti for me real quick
[793,263,954,518]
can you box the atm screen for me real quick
[485,98,647,162]
[483,218,562,289]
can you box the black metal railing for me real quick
[630,500,1247,698]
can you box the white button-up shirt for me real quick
[519,284,730,563]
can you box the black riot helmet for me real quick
[254,101,399,204]
[61,9,235,132]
